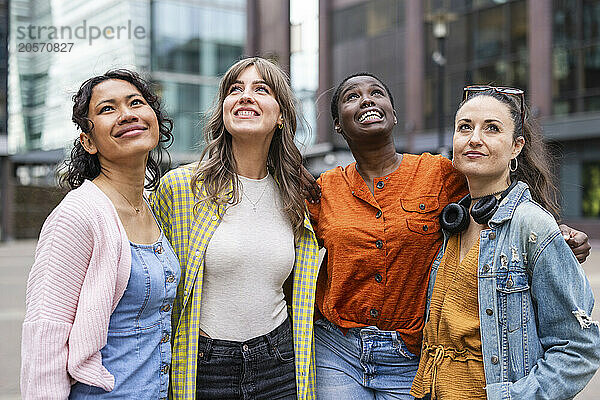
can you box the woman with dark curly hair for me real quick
[20,69,180,399]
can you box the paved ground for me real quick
[2,240,600,399]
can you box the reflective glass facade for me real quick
[151,0,245,155]
[8,0,150,153]
[0,0,7,139]
[290,0,318,148]
[8,0,245,160]
[330,0,405,143]
[553,0,600,114]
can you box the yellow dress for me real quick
[410,235,487,399]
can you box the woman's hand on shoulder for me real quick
[559,224,591,263]
[300,165,321,204]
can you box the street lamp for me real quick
[427,10,456,157]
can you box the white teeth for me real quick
[237,110,257,116]
[358,110,383,122]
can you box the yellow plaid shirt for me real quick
[151,164,319,400]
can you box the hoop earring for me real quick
[510,157,518,172]
[278,123,283,130]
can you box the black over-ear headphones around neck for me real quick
[440,180,518,234]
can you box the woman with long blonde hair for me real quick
[152,57,320,399]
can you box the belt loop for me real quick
[204,338,213,361]
[265,334,276,356]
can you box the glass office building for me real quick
[8,0,245,164]
[9,0,150,154]
[151,0,245,157]
[290,0,318,149]
[0,0,7,139]
[311,0,600,224]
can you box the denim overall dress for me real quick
[70,228,180,399]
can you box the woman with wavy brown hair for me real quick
[152,57,320,399]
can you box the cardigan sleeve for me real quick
[21,200,95,399]
[20,188,125,399]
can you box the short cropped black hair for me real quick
[330,72,395,122]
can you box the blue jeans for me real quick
[315,318,419,400]
[195,318,296,399]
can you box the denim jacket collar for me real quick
[487,181,530,228]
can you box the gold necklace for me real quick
[101,179,144,214]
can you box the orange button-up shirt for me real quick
[308,153,467,355]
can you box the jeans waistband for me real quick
[198,317,292,353]
[318,318,400,341]
[357,325,401,340]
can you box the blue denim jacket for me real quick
[426,181,600,399]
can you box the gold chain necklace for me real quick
[100,179,145,214]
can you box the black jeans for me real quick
[195,318,297,400]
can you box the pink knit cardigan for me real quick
[21,180,131,399]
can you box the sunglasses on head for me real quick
[463,85,525,136]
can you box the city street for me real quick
[1,239,600,399]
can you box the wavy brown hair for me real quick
[461,89,560,218]
[191,57,305,239]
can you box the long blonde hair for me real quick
[191,57,305,239]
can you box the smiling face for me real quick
[335,75,396,140]
[453,95,524,185]
[81,79,159,162]
[222,65,283,143]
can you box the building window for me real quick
[333,0,403,44]
[424,0,528,130]
[553,0,600,115]
[151,0,244,156]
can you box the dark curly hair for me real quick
[61,69,173,191]
[330,72,395,123]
